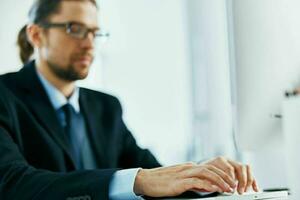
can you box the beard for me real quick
[46,52,94,81]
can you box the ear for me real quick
[26,24,44,48]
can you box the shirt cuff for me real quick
[109,168,143,200]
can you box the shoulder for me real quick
[0,62,34,88]
[0,70,31,97]
[0,71,19,84]
[79,87,122,108]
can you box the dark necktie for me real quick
[62,103,84,169]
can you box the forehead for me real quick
[50,1,99,27]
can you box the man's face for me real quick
[39,1,98,81]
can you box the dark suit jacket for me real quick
[0,61,160,199]
[0,83,116,200]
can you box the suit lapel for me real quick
[79,90,107,167]
[16,62,75,166]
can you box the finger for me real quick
[186,167,233,193]
[221,163,235,180]
[252,179,260,192]
[245,165,254,192]
[237,165,247,194]
[228,161,247,194]
[213,157,236,180]
[206,165,236,188]
[184,178,223,193]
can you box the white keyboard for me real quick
[155,191,289,200]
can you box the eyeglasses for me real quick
[39,21,110,40]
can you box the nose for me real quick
[80,32,95,49]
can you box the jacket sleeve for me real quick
[0,86,116,200]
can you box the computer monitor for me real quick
[232,49,299,189]
[231,2,300,188]
[232,0,300,153]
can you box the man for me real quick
[0,0,258,199]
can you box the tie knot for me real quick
[61,103,75,122]
[62,103,73,113]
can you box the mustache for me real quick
[72,51,94,60]
[77,52,93,58]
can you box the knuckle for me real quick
[246,164,252,170]
[239,179,247,187]
[181,170,191,178]
[216,156,223,161]
[183,183,191,191]
[180,162,196,171]
[200,167,208,172]
[203,167,211,173]
[201,179,210,185]
[186,178,198,189]
[204,164,214,170]
[225,166,234,173]
[200,167,210,175]
[223,173,231,180]
[218,156,227,161]
[237,165,244,171]
[247,177,254,185]
[185,162,196,168]
[191,177,199,184]
[216,176,223,183]
[188,161,197,166]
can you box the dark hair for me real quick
[17,0,98,64]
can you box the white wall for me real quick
[0,0,33,73]
[0,0,193,165]
[186,0,235,160]
[87,0,193,165]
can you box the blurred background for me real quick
[2,0,300,190]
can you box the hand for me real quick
[133,162,237,197]
[203,156,259,194]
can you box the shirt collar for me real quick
[36,68,80,113]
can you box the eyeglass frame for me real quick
[38,21,110,40]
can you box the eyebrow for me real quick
[60,20,100,30]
